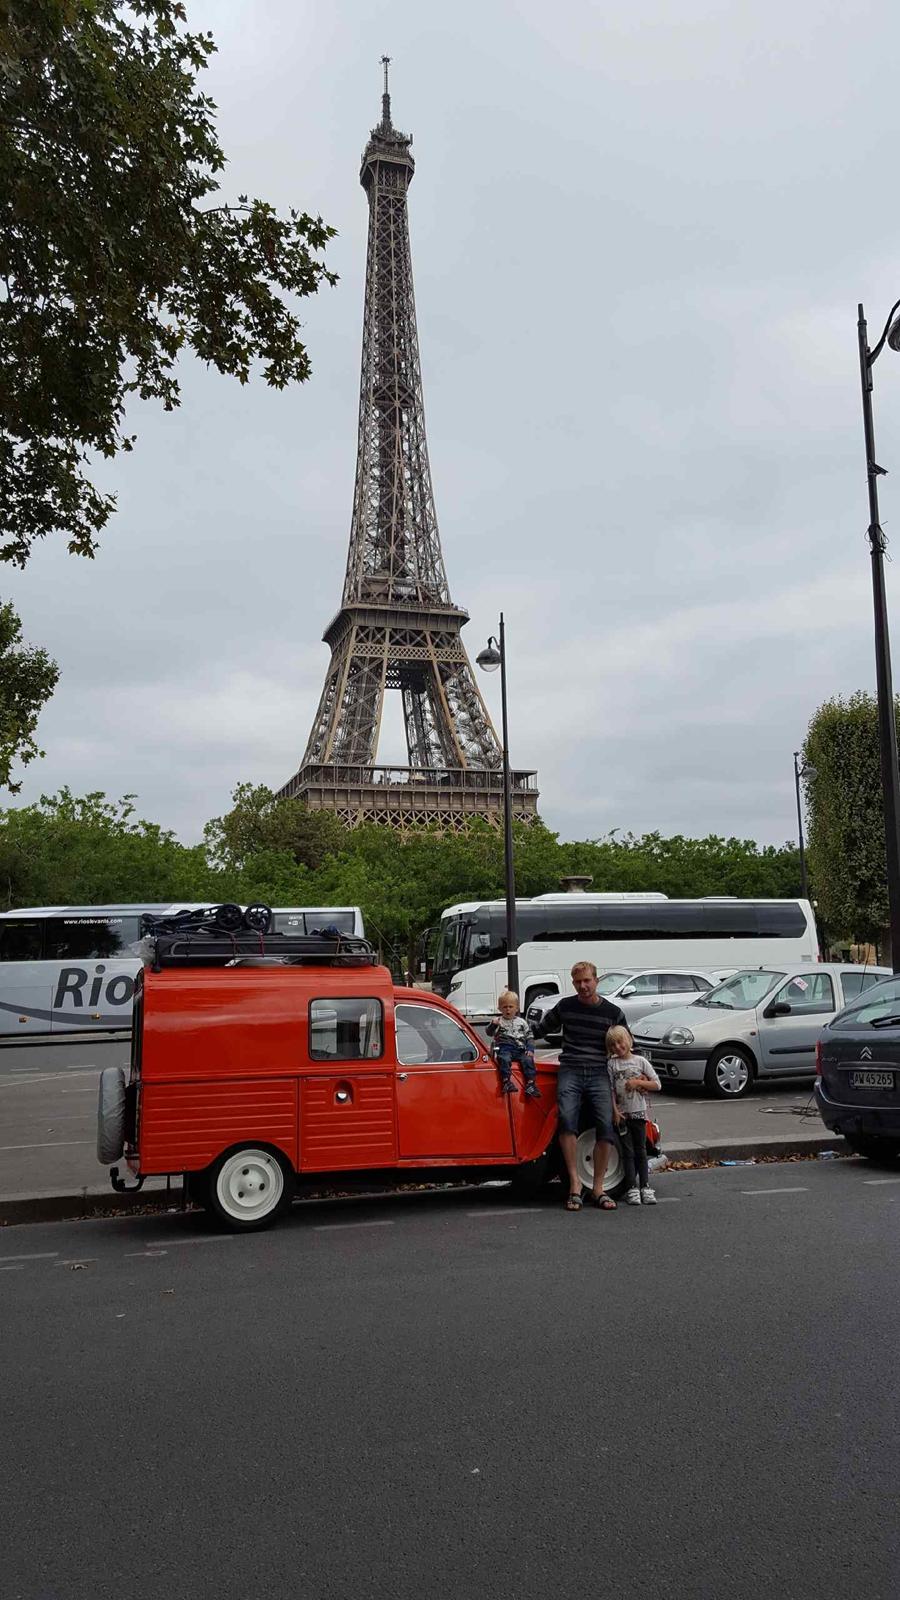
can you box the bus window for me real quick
[44,917,143,960]
[0,919,44,960]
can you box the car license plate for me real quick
[850,1069,895,1090]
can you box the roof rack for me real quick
[138,903,377,971]
[143,932,377,972]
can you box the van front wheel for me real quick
[208,1146,294,1231]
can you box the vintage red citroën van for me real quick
[96,905,657,1230]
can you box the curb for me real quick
[0,1132,848,1229]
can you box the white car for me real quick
[527,968,720,1041]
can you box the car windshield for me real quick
[832,976,900,1028]
[696,970,785,1010]
[598,972,632,990]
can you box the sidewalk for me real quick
[0,1078,841,1228]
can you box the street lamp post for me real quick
[476,615,519,997]
[793,751,817,902]
[858,299,900,970]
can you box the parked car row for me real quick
[528,963,891,1100]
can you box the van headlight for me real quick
[449,980,463,993]
[664,1026,694,1045]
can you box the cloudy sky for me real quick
[9,0,900,847]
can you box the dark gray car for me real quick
[815,974,900,1160]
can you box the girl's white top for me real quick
[608,1053,661,1117]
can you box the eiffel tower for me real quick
[280,63,539,831]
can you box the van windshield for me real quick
[696,970,785,1010]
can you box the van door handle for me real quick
[397,1072,408,1081]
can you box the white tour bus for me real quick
[431,892,819,1020]
[0,902,365,1039]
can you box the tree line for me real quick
[0,785,803,970]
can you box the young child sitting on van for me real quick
[487,991,541,1099]
[606,1023,661,1205]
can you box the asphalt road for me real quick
[2,1160,898,1600]
[0,1036,828,1200]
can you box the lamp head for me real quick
[888,315,900,354]
[476,639,502,673]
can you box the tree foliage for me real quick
[0,785,802,967]
[0,0,336,564]
[0,788,216,907]
[0,598,58,791]
[804,691,897,944]
[204,784,346,873]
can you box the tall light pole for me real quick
[793,751,817,902]
[477,615,518,996]
[858,299,900,971]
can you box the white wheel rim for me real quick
[216,1149,284,1222]
[715,1054,750,1094]
[575,1130,623,1192]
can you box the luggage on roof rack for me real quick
[142,931,377,971]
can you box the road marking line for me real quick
[741,1186,808,1195]
[656,1196,682,1202]
[465,1208,542,1217]
[0,1139,94,1150]
[54,1258,98,1266]
[863,1177,900,1185]
[0,1264,27,1272]
[0,1251,59,1263]
[314,1219,395,1231]
[155,1236,236,1246]
[126,1250,168,1258]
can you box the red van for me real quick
[96,927,659,1230]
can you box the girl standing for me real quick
[606,1024,661,1205]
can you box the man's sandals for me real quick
[565,1191,616,1211]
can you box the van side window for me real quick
[309,997,384,1061]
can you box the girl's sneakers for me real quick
[625,1187,642,1206]
[640,1187,657,1204]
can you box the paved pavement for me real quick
[0,1037,835,1211]
[2,1160,898,1599]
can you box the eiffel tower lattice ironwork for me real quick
[280,64,539,831]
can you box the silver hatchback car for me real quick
[632,963,891,1098]
[527,968,720,1041]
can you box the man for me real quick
[532,960,627,1211]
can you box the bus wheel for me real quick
[523,983,556,1013]
[208,1146,294,1231]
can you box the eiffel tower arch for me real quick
[279,65,539,832]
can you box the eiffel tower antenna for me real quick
[280,67,539,830]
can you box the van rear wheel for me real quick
[208,1146,294,1231]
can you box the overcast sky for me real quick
[9,0,900,848]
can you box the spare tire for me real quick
[97,1066,127,1164]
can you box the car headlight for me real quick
[664,1026,694,1045]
